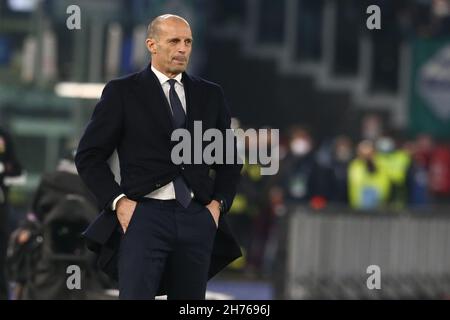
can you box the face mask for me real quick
[376,138,395,153]
[290,139,311,156]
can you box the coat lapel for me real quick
[134,64,203,137]
[135,65,174,136]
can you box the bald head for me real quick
[145,14,193,78]
[147,14,190,40]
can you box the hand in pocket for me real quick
[205,201,220,228]
[116,197,138,233]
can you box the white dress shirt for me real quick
[111,65,193,210]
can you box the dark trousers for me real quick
[118,198,217,300]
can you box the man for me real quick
[0,127,23,299]
[348,140,391,210]
[75,14,242,300]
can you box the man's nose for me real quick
[177,43,189,53]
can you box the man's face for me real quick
[147,18,193,76]
[357,141,375,160]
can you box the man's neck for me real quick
[151,64,180,79]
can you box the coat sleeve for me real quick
[75,81,124,212]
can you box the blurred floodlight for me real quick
[55,82,106,99]
[7,0,39,12]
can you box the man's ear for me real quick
[146,38,157,55]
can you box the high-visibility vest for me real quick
[375,150,411,185]
[348,157,391,209]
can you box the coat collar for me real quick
[151,65,183,86]
[135,63,202,136]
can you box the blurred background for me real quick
[1,0,450,299]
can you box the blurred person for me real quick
[247,183,286,278]
[259,186,286,277]
[248,126,321,276]
[236,128,280,276]
[405,133,439,207]
[430,0,450,36]
[404,138,431,207]
[275,126,321,204]
[0,127,22,300]
[225,130,261,272]
[313,135,354,205]
[229,127,278,268]
[225,162,260,272]
[374,135,412,209]
[414,134,435,168]
[324,135,354,204]
[361,113,383,141]
[75,14,242,300]
[348,140,391,210]
[428,142,450,203]
[408,134,450,204]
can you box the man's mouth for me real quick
[173,57,186,63]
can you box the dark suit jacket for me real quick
[75,64,242,294]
